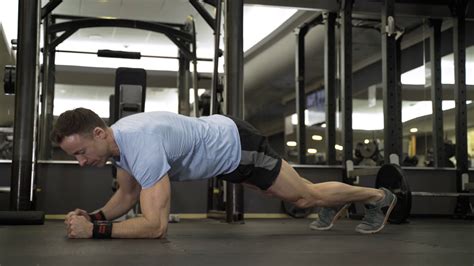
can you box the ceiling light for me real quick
[286,141,297,147]
[364,139,370,144]
[312,135,323,141]
[88,34,103,40]
[335,144,343,151]
[307,148,317,154]
[410,128,418,133]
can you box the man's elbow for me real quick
[146,223,167,239]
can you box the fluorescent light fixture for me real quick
[307,148,317,154]
[364,139,370,144]
[410,128,418,133]
[335,144,343,151]
[286,141,297,147]
[312,135,323,141]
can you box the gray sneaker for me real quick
[355,187,397,234]
[310,204,350,231]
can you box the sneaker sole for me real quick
[356,196,398,234]
[310,204,350,231]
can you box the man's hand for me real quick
[65,208,91,223]
[66,215,93,239]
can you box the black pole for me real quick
[381,0,402,163]
[207,0,223,215]
[39,14,56,160]
[429,19,445,168]
[224,0,244,223]
[178,49,191,116]
[451,0,468,190]
[10,0,40,211]
[324,12,337,165]
[341,0,354,163]
[189,18,199,117]
[295,26,307,164]
[210,0,223,115]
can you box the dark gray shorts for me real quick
[217,116,282,190]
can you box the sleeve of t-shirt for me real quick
[127,133,171,189]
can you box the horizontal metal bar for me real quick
[53,49,213,61]
[347,168,380,177]
[51,14,184,28]
[49,18,192,42]
[412,192,474,197]
[243,0,474,19]
[97,49,141,59]
[0,187,10,193]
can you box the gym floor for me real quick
[0,218,473,266]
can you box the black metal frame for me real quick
[224,0,244,223]
[189,0,216,32]
[381,0,402,163]
[38,14,56,161]
[54,49,213,61]
[41,0,62,19]
[324,12,337,165]
[294,14,324,165]
[48,17,195,60]
[10,0,41,211]
[295,26,307,165]
[243,0,474,19]
[450,0,469,190]
[341,0,354,163]
[210,0,223,115]
[429,19,445,168]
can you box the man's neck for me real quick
[107,127,120,157]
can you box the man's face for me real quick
[59,128,110,167]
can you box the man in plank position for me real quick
[52,108,397,239]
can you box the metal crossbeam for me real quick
[412,192,474,197]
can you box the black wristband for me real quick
[89,210,106,222]
[92,221,113,239]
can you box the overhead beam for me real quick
[244,0,474,19]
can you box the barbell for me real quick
[348,163,474,224]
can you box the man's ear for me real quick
[92,127,106,139]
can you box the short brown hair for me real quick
[50,108,107,144]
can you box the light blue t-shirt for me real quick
[111,111,241,189]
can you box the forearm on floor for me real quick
[111,216,167,239]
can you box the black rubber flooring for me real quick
[0,218,473,266]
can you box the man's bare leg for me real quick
[264,160,397,234]
[265,160,384,209]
